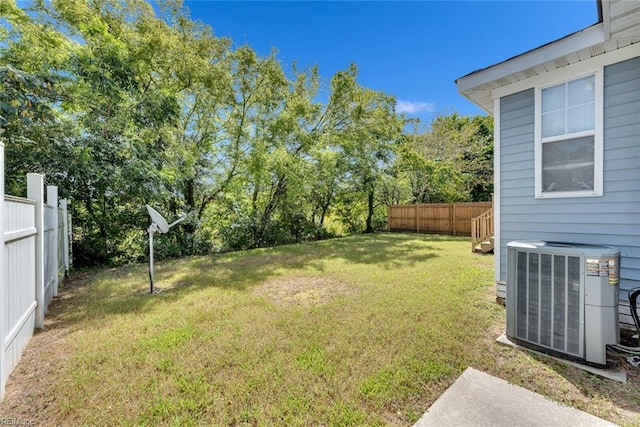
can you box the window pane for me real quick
[542,110,565,138]
[568,75,595,107]
[542,84,565,113]
[567,104,594,133]
[542,136,594,192]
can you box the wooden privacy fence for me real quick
[0,143,71,401]
[387,202,492,236]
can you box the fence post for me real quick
[60,199,70,273]
[47,186,59,297]
[415,204,419,233]
[67,201,73,269]
[27,174,45,329]
[452,203,457,236]
[0,142,5,400]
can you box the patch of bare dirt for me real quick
[0,273,94,425]
[253,275,357,307]
[0,311,73,425]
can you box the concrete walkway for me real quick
[413,367,616,426]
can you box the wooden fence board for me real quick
[388,202,492,236]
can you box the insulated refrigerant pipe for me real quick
[629,288,640,339]
[608,288,640,354]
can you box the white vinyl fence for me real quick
[0,143,71,400]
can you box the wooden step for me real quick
[480,240,494,253]
[473,238,494,253]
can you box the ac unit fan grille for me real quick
[514,252,583,357]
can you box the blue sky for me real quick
[183,1,599,122]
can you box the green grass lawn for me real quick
[2,233,639,426]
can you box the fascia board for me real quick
[456,23,606,93]
[492,41,640,100]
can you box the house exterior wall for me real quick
[498,56,640,326]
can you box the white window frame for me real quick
[534,69,603,198]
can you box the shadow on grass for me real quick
[43,232,459,330]
[311,233,443,267]
[41,267,153,331]
[539,353,640,417]
[496,335,640,421]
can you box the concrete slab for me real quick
[496,333,627,383]
[413,367,616,427]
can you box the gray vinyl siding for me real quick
[498,56,640,326]
[498,87,534,289]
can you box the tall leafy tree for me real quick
[325,65,404,233]
[396,113,493,204]
[1,0,493,266]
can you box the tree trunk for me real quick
[180,178,197,235]
[254,176,287,247]
[319,207,327,227]
[319,192,333,227]
[365,188,374,233]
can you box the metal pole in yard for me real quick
[148,229,155,294]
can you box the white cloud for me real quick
[396,100,436,115]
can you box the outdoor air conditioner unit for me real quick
[506,241,620,367]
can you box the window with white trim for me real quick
[535,72,603,198]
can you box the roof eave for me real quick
[456,23,605,93]
[456,23,605,113]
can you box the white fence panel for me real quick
[43,205,56,310]
[3,197,37,392]
[5,197,35,235]
[46,186,59,298]
[0,164,72,401]
[57,206,65,275]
